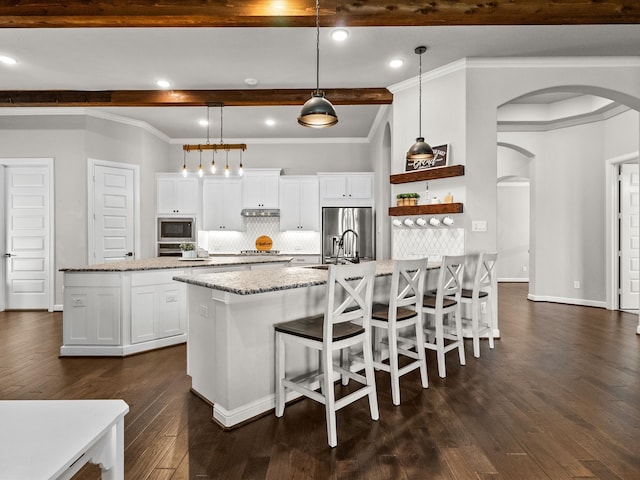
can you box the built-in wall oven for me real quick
[157,217,196,256]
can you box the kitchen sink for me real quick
[305,265,330,270]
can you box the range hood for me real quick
[241,208,280,217]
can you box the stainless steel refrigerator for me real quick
[322,207,375,263]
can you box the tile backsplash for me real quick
[200,217,320,254]
[392,224,465,261]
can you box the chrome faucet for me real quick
[337,229,360,264]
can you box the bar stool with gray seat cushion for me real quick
[274,262,378,448]
[457,252,498,358]
[422,255,466,378]
[370,258,429,406]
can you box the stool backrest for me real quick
[324,262,376,343]
[390,258,429,315]
[436,255,465,303]
[475,252,498,296]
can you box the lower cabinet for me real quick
[62,270,186,356]
[130,271,185,344]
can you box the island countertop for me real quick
[172,259,439,296]
[60,255,293,272]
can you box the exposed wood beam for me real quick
[0,88,393,107]
[0,0,636,28]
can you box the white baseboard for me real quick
[527,294,607,309]
[498,278,529,283]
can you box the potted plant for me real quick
[397,193,420,206]
[180,242,196,258]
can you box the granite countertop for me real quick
[173,259,438,296]
[60,255,293,272]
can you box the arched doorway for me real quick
[496,87,639,312]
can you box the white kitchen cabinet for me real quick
[156,174,200,215]
[130,271,185,344]
[63,274,121,346]
[241,168,281,208]
[318,172,374,206]
[279,176,320,231]
[202,177,244,231]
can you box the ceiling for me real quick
[0,2,638,141]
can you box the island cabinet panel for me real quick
[63,273,121,346]
[130,272,185,344]
[279,176,319,231]
[156,174,200,215]
[318,172,373,206]
[202,177,244,231]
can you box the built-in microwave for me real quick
[157,217,196,243]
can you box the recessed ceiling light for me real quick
[0,55,17,65]
[199,119,209,127]
[245,78,258,87]
[156,79,171,88]
[265,119,276,127]
[389,58,404,69]
[330,29,350,42]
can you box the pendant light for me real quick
[224,150,230,178]
[198,149,204,178]
[207,105,216,174]
[182,150,188,177]
[406,46,434,162]
[297,0,338,128]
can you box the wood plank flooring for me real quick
[1,283,639,479]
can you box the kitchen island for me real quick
[60,256,292,357]
[173,260,421,428]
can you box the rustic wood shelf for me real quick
[390,164,465,184]
[389,203,464,216]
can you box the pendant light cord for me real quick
[418,50,422,138]
[315,0,320,94]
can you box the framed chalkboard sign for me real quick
[405,144,449,172]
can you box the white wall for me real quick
[497,183,530,281]
[390,57,640,307]
[0,113,171,306]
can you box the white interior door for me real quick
[4,165,50,310]
[620,162,639,310]
[93,164,135,264]
[0,166,5,311]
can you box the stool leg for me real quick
[472,297,481,358]
[275,332,285,417]
[362,329,380,421]
[322,347,338,448]
[435,312,446,378]
[454,305,466,366]
[414,318,429,389]
[388,324,400,406]
[486,298,495,349]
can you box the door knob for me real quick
[126,252,133,257]
[3,253,13,258]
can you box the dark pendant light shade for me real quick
[406,46,434,162]
[298,0,338,128]
[407,137,434,160]
[298,92,338,128]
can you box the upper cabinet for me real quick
[156,174,200,215]
[241,168,281,209]
[202,177,244,231]
[318,172,374,206]
[279,176,320,231]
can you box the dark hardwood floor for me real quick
[1,283,639,479]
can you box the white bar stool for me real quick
[370,258,429,406]
[422,255,466,378]
[274,262,378,448]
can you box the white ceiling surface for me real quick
[0,24,639,140]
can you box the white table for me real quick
[0,399,129,480]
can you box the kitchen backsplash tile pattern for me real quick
[392,226,465,261]
[202,217,321,254]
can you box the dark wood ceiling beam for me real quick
[0,1,636,28]
[0,88,393,107]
